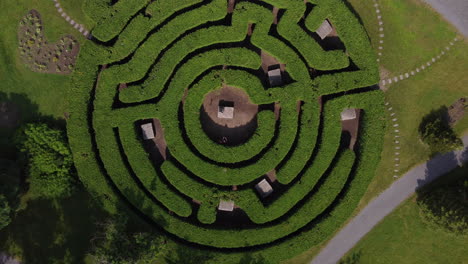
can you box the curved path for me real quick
[311,135,468,264]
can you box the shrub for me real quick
[91,213,167,263]
[417,174,468,236]
[0,195,11,230]
[15,123,76,199]
[419,106,463,156]
[69,0,384,260]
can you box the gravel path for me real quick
[423,0,468,37]
[311,135,468,264]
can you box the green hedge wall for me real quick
[118,124,192,217]
[69,0,384,261]
[183,70,276,163]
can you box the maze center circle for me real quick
[72,0,384,255]
[201,86,259,145]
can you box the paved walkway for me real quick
[311,135,468,264]
[423,0,468,38]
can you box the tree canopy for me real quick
[15,123,76,198]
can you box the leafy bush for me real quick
[419,107,463,156]
[417,173,467,236]
[69,0,384,261]
[15,123,76,199]
[0,194,11,230]
[91,213,167,264]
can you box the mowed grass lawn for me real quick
[0,1,104,263]
[348,0,468,208]
[0,0,88,117]
[286,0,467,263]
[0,0,88,158]
[342,165,468,264]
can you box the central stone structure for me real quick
[202,86,258,128]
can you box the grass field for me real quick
[348,0,468,209]
[285,0,467,262]
[0,0,466,263]
[0,0,88,159]
[341,165,468,264]
[0,1,100,263]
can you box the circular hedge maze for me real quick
[69,0,386,261]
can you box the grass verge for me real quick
[341,165,468,264]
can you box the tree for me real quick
[91,214,167,264]
[15,123,76,199]
[417,175,467,236]
[419,107,463,156]
[0,194,12,230]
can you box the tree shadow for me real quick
[0,190,108,264]
[164,244,214,264]
[0,92,65,160]
[416,151,459,189]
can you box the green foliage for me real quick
[68,0,384,261]
[91,214,166,264]
[419,107,463,156]
[339,250,362,264]
[15,123,76,199]
[0,194,12,230]
[118,124,193,217]
[91,0,151,42]
[417,174,468,236]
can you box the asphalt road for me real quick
[423,0,468,37]
[311,135,468,264]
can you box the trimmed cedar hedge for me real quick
[87,90,384,249]
[93,48,303,186]
[159,96,344,224]
[118,124,192,217]
[87,0,150,42]
[68,0,384,261]
[183,69,275,163]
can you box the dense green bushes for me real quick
[68,0,384,260]
[89,0,150,42]
[417,171,468,236]
[0,194,11,230]
[93,0,225,65]
[118,124,192,217]
[15,123,76,199]
[183,70,276,163]
[419,106,463,156]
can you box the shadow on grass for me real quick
[164,244,215,264]
[0,190,108,264]
[0,91,65,160]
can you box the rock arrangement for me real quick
[18,10,79,74]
